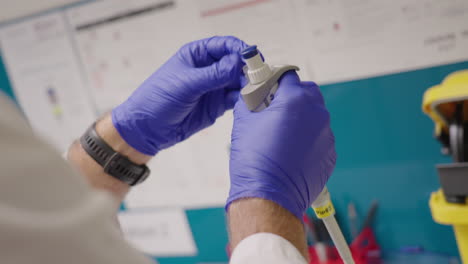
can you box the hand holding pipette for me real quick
[230,45,354,263]
[227,46,336,219]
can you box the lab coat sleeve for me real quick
[0,94,155,264]
[230,233,308,264]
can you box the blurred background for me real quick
[1,0,468,263]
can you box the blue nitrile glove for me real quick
[227,71,336,219]
[111,36,248,155]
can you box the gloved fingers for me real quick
[300,81,326,105]
[301,81,318,88]
[224,89,240,110]
[205,36,249,60]
[181,36,248,67]
[271,72,327,110]
[278,70,301,85]
[197,53,244,94]
[233,94,252,115]
[240,74,248,88]
[272,71,302,101]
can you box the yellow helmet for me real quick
[423,70,468,161]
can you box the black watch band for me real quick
[80,123,150,186]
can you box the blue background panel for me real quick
[322,61,468,257]
[1,52,466,263]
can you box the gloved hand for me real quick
[227,71,336,219]
[112,36,248,155]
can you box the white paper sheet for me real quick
[294,0,468,84]
[118,208,198,257]
[0,0,80,23]
[0,13,96,152]
[66,0,207,114]
[196,0,314,80]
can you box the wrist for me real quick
[97,114,152,164]
[67,114,152,200]
[227,191,304,220]
[228,198,309,261]
[111,106,160,156]
[68,141,130,200]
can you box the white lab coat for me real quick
[0,94,306,264]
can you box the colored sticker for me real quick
[313,201,335,219]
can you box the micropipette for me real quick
[240,45,355,264]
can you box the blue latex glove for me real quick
[227,71,336,219]
[112,36,248,155]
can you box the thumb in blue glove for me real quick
[112,36,248,155]
[227,71,336,219]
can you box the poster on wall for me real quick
[0,13,96,152]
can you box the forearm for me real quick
[228,198,309,261]
[67,114,152,201]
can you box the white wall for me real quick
[0,0,81,23]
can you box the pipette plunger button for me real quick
[241,45,258,59]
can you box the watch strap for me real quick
[80,123,150,186]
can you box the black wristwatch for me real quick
[80,123,150,186]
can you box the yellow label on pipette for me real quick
[313,201,335,219]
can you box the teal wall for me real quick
[321,61,468,257]
[0,55,15,101]
[1,52,466,262]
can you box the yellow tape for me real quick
[313,201,335,219]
